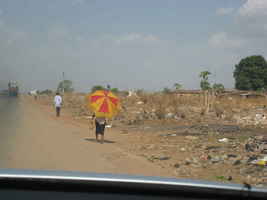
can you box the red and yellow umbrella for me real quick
[87,90,120,119]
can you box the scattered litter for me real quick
[211,156,221,163]
[137,101,144,105]
[85,116,93,119]
[160,133,177,137]
[200,155,211,160]
[233,160,241,166]
[219,138,229,143]
[185,136,198,140]
[165,113,174,119]
[227,154,238,158]
[149,155,171,161]
[251,156,267,166]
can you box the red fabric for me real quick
[91,95,104,102]
[108,96,118,106]
[99,98,109,113]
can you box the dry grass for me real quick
[38,91,267,124]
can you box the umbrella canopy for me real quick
[88,90,120,119]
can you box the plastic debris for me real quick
[251,156,267,166]
[218,138,229,143]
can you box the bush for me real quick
[111,88,119,93]
[40,89,53,95]
[162,87,172,94]
[213,83,225,93]
[91,85,105,92]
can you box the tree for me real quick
[234,55,267,91]
[173,83,182,90]
[199,71,212,113]
[163,87,172,94]
[40,89,53,95]
[199,71,211,90]
[91,85,105,92]
[110,88,119,93]
[212,83,225,93]
[57,80,74,93]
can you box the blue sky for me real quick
[0,0,266,92]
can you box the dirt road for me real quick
[0,96,172,177]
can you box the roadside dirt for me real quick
[28,95,267,187]
[1,96,173,178]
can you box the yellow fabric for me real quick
[87,90,120,119]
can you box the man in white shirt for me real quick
[54,92,62,117]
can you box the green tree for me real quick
[163,87,172,94]
[212,83,225,93]
[40,89,53,95]
[91,85,105,92]
[57,80,74,92]
[234,55,267,91]
[110,88,119,93]
[199,71,211,90]
[173,83,182,90]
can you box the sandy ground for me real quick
[0,96,173,178]
[4,95,266,186]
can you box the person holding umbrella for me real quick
[88,89,120,144]
[92,113,106,144]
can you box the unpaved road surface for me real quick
[0,96,172,177]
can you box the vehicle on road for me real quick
[0,169,267,200]
[8,81,19,97]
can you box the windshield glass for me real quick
[0,0,267,189]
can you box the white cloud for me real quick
[216,7,234,15]
[208,32,245,49]
[210,0,267,51]
[114,33,160,45]
[234,0,267,39]
[238,0,267,17]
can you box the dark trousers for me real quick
[95,120,106,135]
[56,107,61,117]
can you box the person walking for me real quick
[92,113,106,144]
[54,92,62,117]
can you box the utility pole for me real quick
[214,69,217,85]
[62,72,65,94]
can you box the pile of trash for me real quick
[245,136,267,162]
[233,106,267,126]
[37,92,267,128]
[234,114,267,126]
[116,95,205,125]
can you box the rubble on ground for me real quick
[36,92,267,186]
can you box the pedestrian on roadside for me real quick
[34,93,37,101]
[92,113,106,144]
[54,92,62,117]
